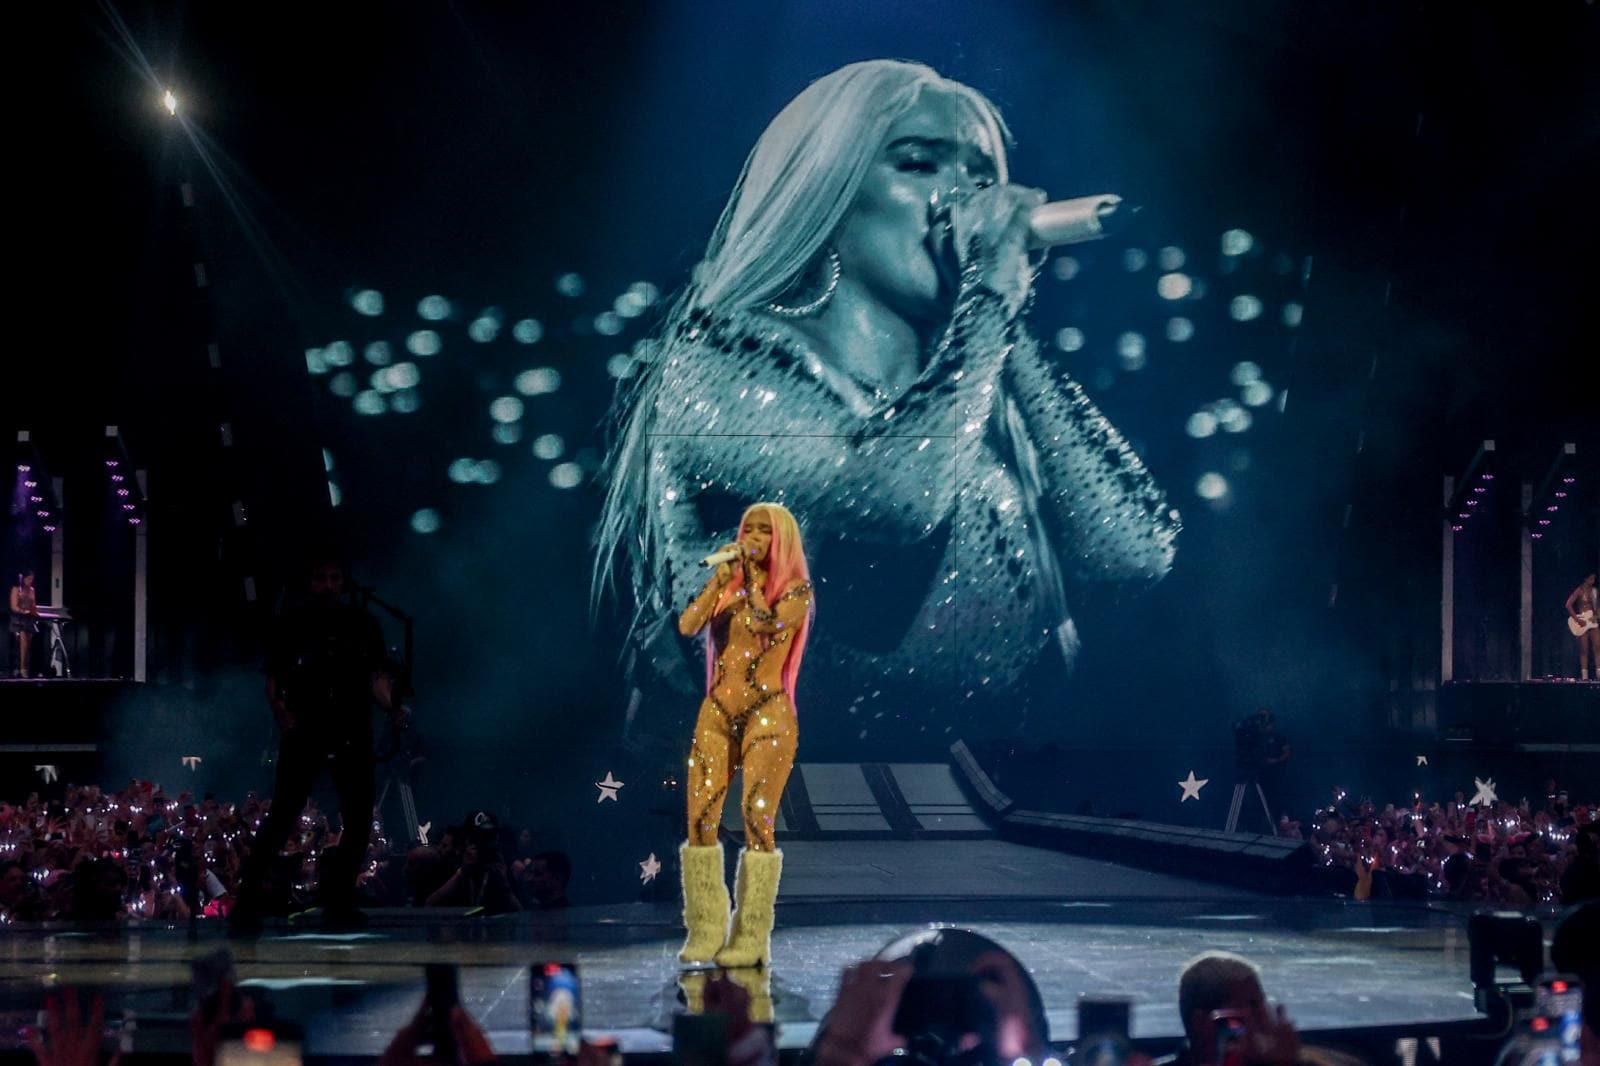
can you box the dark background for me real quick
[7,1,1597,899]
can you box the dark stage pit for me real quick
[0,840,1494,1058]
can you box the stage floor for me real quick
[0,840,1489,1057]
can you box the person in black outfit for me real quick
[231,556,395,933]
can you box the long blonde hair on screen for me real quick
[594,60,1011,622]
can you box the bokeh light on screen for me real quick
[390,389,421,414]
[492,424,523,445]
[549,463,583,490]
[1156,272,1193,300]
[417,295,452,321]
[1186,411,1218,438]
[1121,248,1148,272]
[1221,229,1254,256]
[469,308,502,343]
[555,272,585,298]
[1215,400,1252,433]
[448,458,502,485]
[350,289,385,317]
[1054,327,1085,353]
[613,291,649,319]
[1165,316,1195,343]
[1196,472,1229,499]
[328,481,343,507]
[323,341,354,367]
[406,330,442,356]
[1229,294,1264,321]
[594,311,624,336]
[606,353,637,379]
[532,434,564,461]
[1052,256,1080,281]
[1241,381,1274,407]
[322,449,335,472]
[305,349,329,374]
[1230,360,1263,386]
[1281,302,1304,328]
[364,341,393,366]
[329,372,357,398]
[1117,332,1147,370]
[353,390,387,416]
[410,508,441,534]
[513,367,561,395]
[385,362,420,389]
[512,318,544,344]
[1157,246,1186,271]
[488,396,524,423]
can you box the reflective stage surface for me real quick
[0,840,1488,1056]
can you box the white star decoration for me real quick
[639,853,661,884]
[1179,771,1209,802]
[182,756,202,770]
[1469,776,1498,807]
[35,764,58,784]
[417,821,432,845]
[1416,755,1428,767]
[595,772,625,803]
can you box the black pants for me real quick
[238,725,374,911]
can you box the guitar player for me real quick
[1566,572,1599,681]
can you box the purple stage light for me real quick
[1473,486,1486,493]
[1547,505,1559,512]
[36,509,47,518]
[1562,476,1576,483]
[1538,519,1552,526]
[1555,491,1568,498]
[1451,524,1463,532]
[1466,499,1478,506]
[18,464,29,472]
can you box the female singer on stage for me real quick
[9,571,39,678]
[675,502,813,967]
[596,60,1178,740]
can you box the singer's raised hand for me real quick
[950,183,1047,317]
[713,542,744,586]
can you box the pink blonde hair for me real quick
[705,502,815,708]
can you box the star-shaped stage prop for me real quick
[1470,776,1498,807]
[1179,771,1209,802]
[35,764,58,784]
[1416,755,1428,767]
[596,772,625,803]
[417,821,432,845]
[182,756,202,770]
[639,853,661,884]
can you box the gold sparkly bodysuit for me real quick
[678,573,813,852]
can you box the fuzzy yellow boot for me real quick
[714,848,782,968]
[678,843,731,964]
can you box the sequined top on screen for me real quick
[634,279,1179,706]
[679,575,813,713]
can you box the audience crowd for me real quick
[1280,779,1600,907]
[4,780,1600,1064]
[0,780,569,923]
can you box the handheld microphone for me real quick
[1027,194,1134,249]
[699,547,745,568]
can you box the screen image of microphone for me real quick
[1027,194,1134,249]
[699,548,744,568]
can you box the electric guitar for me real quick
[1571,610,1598,637]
